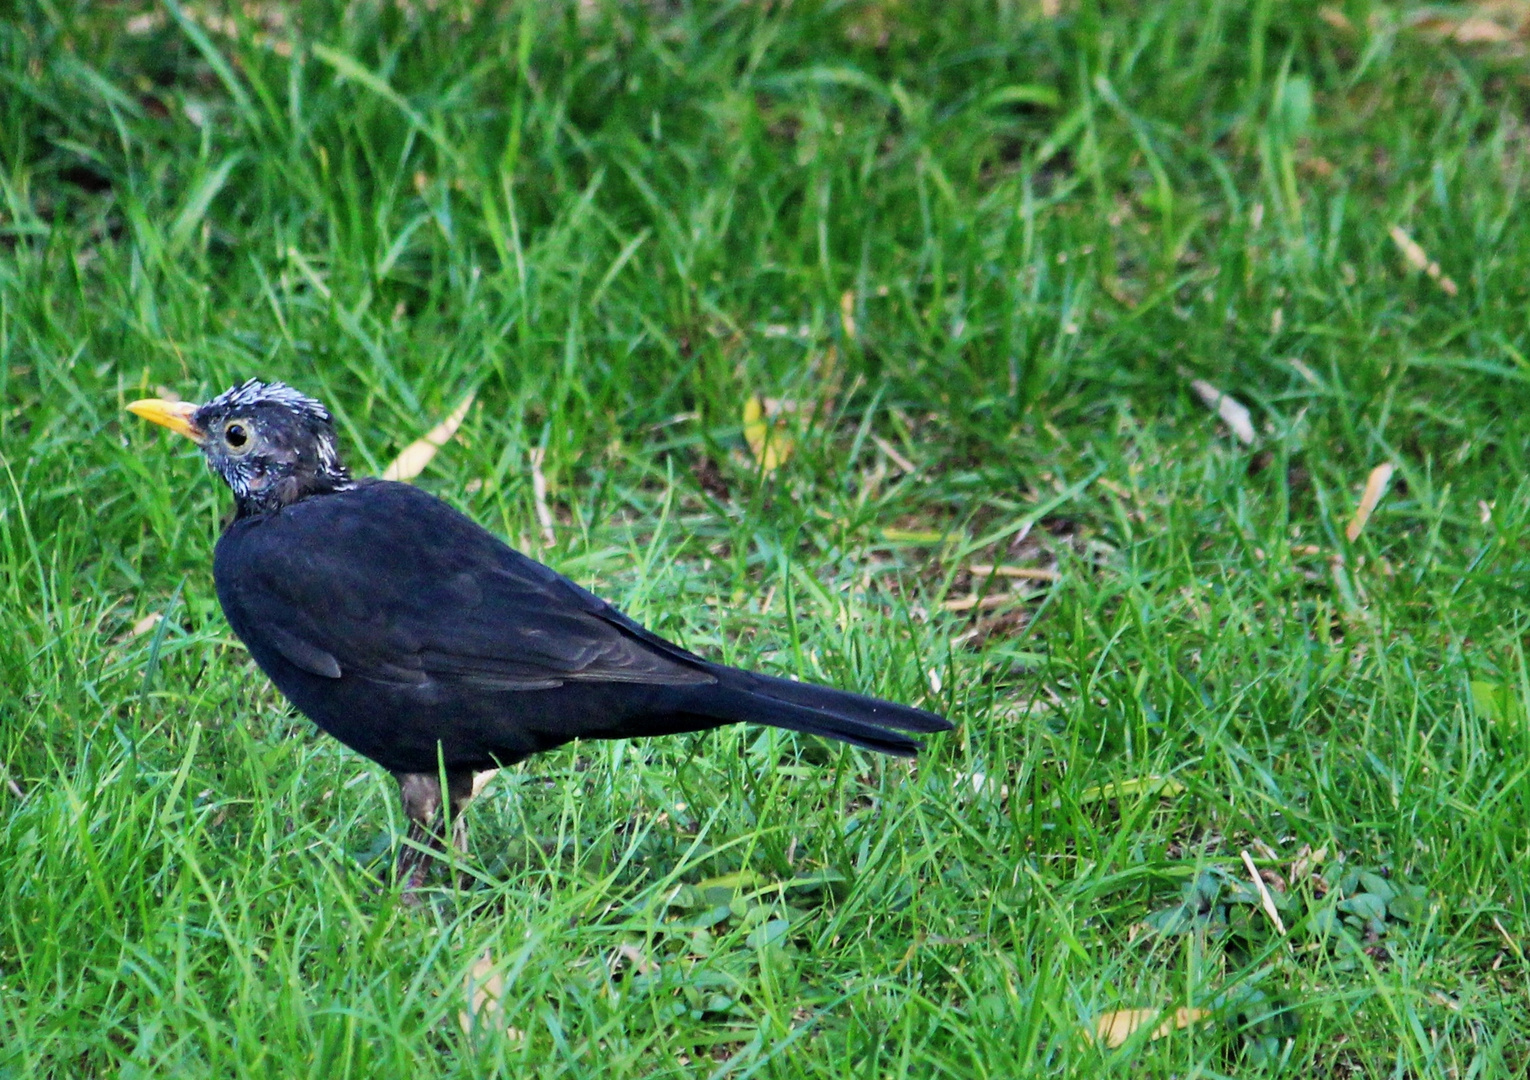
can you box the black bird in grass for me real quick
[128,380,951,889]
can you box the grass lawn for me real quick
[4,0,1530,1074]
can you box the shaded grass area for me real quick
[3,0,1530,1074]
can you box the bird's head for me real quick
[128,379,352,517]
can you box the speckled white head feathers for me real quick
[202,379,334,425]
[187,380,353,517]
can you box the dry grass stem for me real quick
[966,564,1061,582]
[1241,849,1288,935]
[871,434,919,475]
[528,447,556,546]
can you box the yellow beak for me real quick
[127,398,205,442]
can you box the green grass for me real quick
[4,0,1530,1074]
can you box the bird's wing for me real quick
[214,481,715,691]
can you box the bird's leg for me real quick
[445,769,479,884]
[394,768,475,895]
[394,771,443,895]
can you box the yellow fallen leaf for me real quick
[742,394,794,473]
[840,289,857,341]
[1345,462,1394,541]
[382,391,475,481]
[1092,1006,1209,1048]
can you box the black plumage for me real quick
[129,380,951,887]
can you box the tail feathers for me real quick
[703,672,952,757]
[739,669,953,734]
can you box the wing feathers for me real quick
[216,482,714,692]
[266,624,342,679]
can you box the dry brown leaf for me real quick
[130,612,164,638]
[460,951,524,1041]
[1300,154,1337,179]
[957,770,1010,800]
[126,12,166,34]
[1289,843,1328,886]
[1452,15,1517,42]
[1388,226,1459,296]
[611,943,655,976]
[1318,6,1355,33]
[1346,462,1395,541]
[460,951,500,1034]
[1092,1006,1210,1048]
[179,3,294,56]
[471,769,499,799]
[1189,378,1256,445]
[1410,9,1520,43]
[382,392,475,481]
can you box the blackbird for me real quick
[128,380,951,887]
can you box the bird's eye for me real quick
[224,422,251,451]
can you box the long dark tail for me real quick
[698,668,952,757]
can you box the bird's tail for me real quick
[700,669,952,757]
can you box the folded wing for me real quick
[214,480,716,692]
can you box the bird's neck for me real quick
[231,463,354,519]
